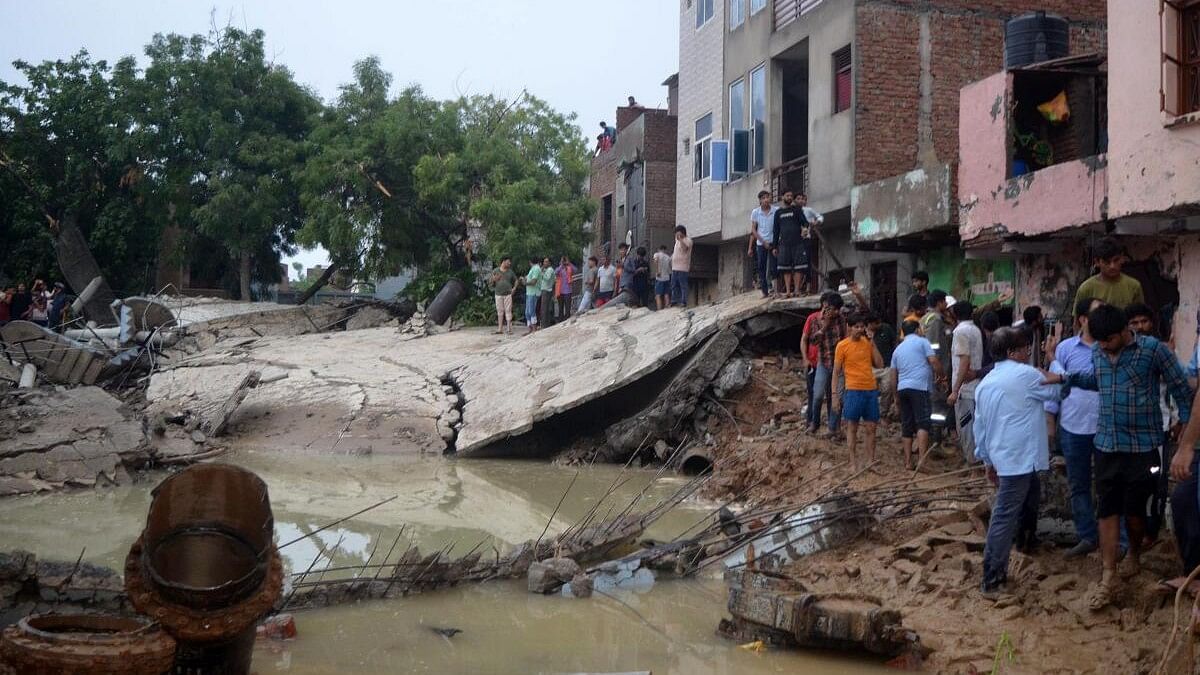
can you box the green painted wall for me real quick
[926,248,1015,307]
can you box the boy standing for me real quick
[595,256,616,307]
[1073,237,1145,311]
[522,257,542,333]
[555,256,575,320]
[653,245,672,310]
[833,313,885,471]
[578,256,598,312]
[671,225,692,307]
[891,319,944,470]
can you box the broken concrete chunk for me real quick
[527,557,582,594]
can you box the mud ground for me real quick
[702,353,1193,673]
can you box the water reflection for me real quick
[0,451,888,674]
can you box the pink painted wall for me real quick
[1107,0,1200,219]
[957,72,1107,243]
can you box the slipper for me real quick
[1088,578,1118,611]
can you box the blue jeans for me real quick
[1060,428,1129,549]
[524,293,539,326]
[810,363,838,433]
[670,271,689,306]
[983,472,1039,590]
[755,246,776,296]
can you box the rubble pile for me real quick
[0,551,129,627]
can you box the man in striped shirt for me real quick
[1044,304,1193,610]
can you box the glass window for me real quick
[693,113,713,182]
[729,78,745,135]
[750,0,767,14]
[696,0,715,28]
[750,64,766,171]
[730,0,744,29]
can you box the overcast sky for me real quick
[0,0,679,276]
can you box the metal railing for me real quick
[769,155,809,198]
[774,0,826,31]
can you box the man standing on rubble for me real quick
[670,225,692,308]
[891,319,944,471]
[749,190,779,299]
[949,301,984,465]
[1046,297,1113,559]
[832,313,884,471]
[974,327,1063,598]
[1042,304,1193,610]
[806,292,848,437]
[490,257,517,335]
[578,256,598,313]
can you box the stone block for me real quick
[527,557,581,594]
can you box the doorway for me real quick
[870,261,898,325]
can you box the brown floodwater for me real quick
[0,451,888,674]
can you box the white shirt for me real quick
[801,206,824,225]
[952,320,984,400]
[750,206,779,246]
[597,265,616,292]
[653,251,672,282]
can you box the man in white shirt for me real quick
[670,225,693,308]
[595,256,617,307]
[652,245,672,310]
[948,300,984,465]
[748,190,779,299]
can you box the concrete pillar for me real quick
[18,364,36,389]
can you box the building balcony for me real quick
[850,164,957,251]
[957,57,1109,247]
[774,0,826,31]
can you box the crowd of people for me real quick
[0,279,71,330]
[801,235,1199,611]
[487,225,693,335]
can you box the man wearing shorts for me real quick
[1046,304,1193,610]
[653,244,672,310]
[833,313,884,471]
[890,319,944,470]
[771,190,805,298]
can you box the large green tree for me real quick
[139,28,319,300]
[0,51,160,294]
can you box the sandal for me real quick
[1088,577,1118,611]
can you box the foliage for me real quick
[0,26,590,301]
[399,264,515,327]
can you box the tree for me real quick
[138,28,319,300]
[0,51,161,294]
[296,57,457,301]
[414,92,593,271]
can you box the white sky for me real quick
[0,0,679,278]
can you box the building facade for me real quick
[956,0,1200,362]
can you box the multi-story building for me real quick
[589,78,711,300]
[677,0,1105,322]
[957,0,1200,362]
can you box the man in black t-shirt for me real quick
[772,190,807,298]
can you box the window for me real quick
[751,0,767,14]
[833,45,852,114]
[750,64,766,170]
[1163,1,1200,116]
[693,113,714,181]
[729,79,745,138]
[730,0,744,29]
[696,0,714,28]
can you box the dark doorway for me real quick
[1123,258,1181,338]
[870,261,898,325]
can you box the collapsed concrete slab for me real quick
[0,321,110,385]
[452,293,820,457]
[0,388,147,496]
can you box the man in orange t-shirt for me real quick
[833,313,885,471]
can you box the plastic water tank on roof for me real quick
[1004,11,1070,70]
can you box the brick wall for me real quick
[643,111,678,164]
[645,160,678,252]
[589,151,619,249]
[854,0,1107,185]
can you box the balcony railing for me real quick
[774,0,825,31]
[769,155,809,198]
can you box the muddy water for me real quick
[0,452,887,674]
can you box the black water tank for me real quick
[1005,11,1069,69]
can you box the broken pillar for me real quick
[426,279,468,326]
[54,216,117,326]
[1,320,111,385]
[0,614,176,674]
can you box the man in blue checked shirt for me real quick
[974,327,1062,598]
[1042,304,1194,611]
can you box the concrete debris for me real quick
[0,551,129,628]
[564,572,594,599]
[527,557,582,594]
[0,321,110,385]
[602,328,741,463]
[718,569,922,658]
[0,361,18,392]
[711,356,752,399]
[345,306,394,331]
[721,497,872,572]
[54,217,118,325]
[0,387,146,496]
[206,370,262,437]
